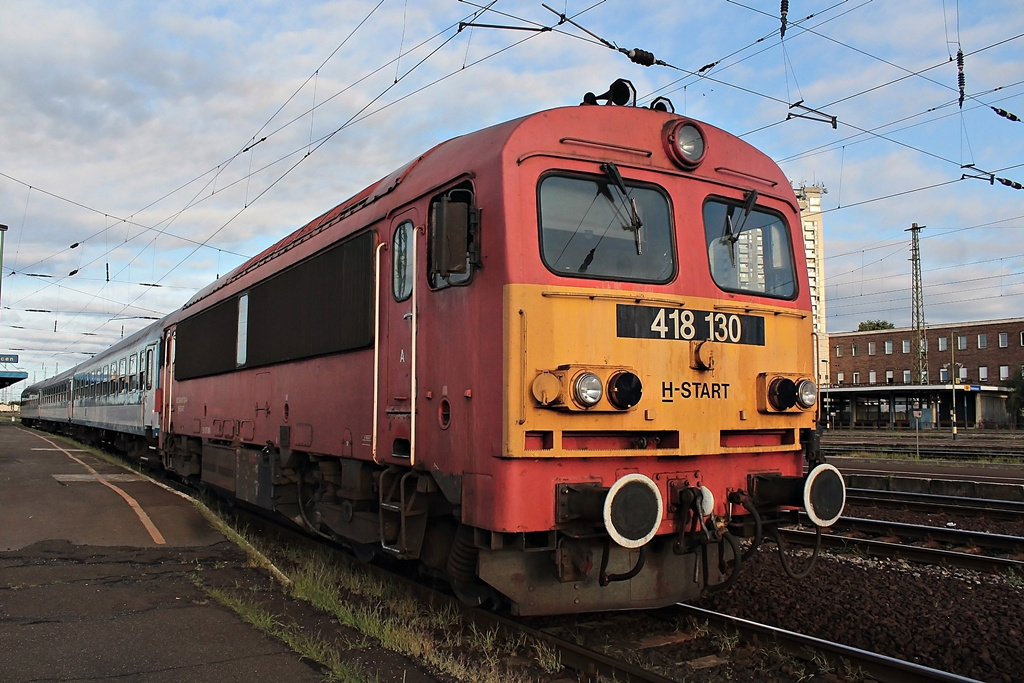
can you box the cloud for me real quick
[1,0,1023,383]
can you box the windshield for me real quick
[703,198,796,298]
[538,173,674,283]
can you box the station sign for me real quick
[0,354,17,363]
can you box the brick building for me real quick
[828,318,1024,387]
[823,318,1024,428]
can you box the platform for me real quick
[0,422,327,683]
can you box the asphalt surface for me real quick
[0,422,328,682]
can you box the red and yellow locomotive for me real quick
[23,80,845,615]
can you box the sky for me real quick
[1,0,1022,392]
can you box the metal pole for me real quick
[951,330,957,440]
[0,224,7,332]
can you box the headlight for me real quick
[573,372,603,407]
[767,377,798,411]
[663,120,706,169]
[607,371,643,409]
[796,379,817,409]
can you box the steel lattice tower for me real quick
[907,223,927,383]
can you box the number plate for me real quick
[616,304,765,345]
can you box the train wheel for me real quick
[450,578,503,610]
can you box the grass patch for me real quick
[199,579,371,683]
[280,549,562,683]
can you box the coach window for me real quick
[428,182,479,289]
[704,197,796,298]
[119,358,127,393]
[539,172,674,284]
[393,221,414,301]
[129,354,138,392]
[146,349,154,390]
[236,294,249,366]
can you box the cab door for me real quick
[375,211,419,464]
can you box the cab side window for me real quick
[427,181,479,289]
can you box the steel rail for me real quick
[847,487,1024,512]
[678,605,980,683]
[827,515,1024,552]
[821,443,1024,460]
[780,526,1024,573]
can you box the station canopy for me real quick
[0,371,28,390]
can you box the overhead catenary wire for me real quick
[8,0,597,372]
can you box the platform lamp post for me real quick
[0,224,6,325]
[950,330,957,440]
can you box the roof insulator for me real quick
[956,49,965,109]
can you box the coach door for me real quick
[160,329,175,441]
[141,342,158,434]
[374,211,419,465]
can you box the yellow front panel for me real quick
[503,283,815,458]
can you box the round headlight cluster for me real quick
[769,377,817,411]
[573,372,604,407]
[664,120,707,169]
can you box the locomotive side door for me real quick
[375,210,419,464]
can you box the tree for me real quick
[858,319,895,331]
[1005,366,1024,428]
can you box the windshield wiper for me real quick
[600,162,643,255]
[722,189,759,266]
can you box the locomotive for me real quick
[21,79,845,616]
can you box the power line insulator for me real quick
[625,48,656,67]
[780,0,789,39]
[997,177,1023,190]
[992,107,1022,122]
[956,49,965,109]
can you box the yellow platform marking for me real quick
[29,433,166,545]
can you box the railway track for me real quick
[821,432,1024,460]
[679,605,978,683]
[847,487,1024,520]
[781,518,1024,574]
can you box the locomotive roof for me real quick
[182,115,523,310]
[180,103,790,310]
